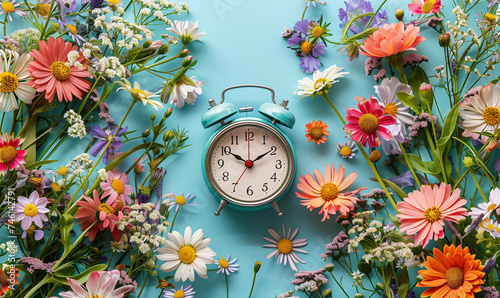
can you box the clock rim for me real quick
[202,117,296,210]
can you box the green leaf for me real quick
[437,103,460,153]
[409,66,431,111]
[389,214,401,228]
[22,114,38,164]
[383,265,393,297]
[383,231,407,243]
[398,268,410,298]
[396,153,441,175]
[59,214,74,250]
[54,264,108,285]
[25,160,57,170]
[396,92,422,115]
[370,177,408,200]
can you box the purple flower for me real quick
[19,257,57,274]
[90,0,103,9]
[136,192,150,204]
[387,170,415,188]
[287,19,327,73]
[22,227,44,241]
[339,0,387,34]
[89,124,128,164]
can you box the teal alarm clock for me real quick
[201,85,296,216]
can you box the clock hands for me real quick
[252,148,274,163]
[229,152,246,163]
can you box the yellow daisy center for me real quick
[384,102,398,116]
[370,150,382,162]
[340,146,352,157]
[421,0,436,14]
[487,204,497,211]
[1,1,14,13]
[312,26,323,38]
[133,88,148,99]
[424,206,441,223]
[484,13,497,23]
[300,41,313,55]
[495,227,500,233]
[99,203,116,215]
[174,290,185,298]
[0,145,18,164]
[486,223,495,230]
[107,0,121,4]
[26,224,36,235]
[219,257,229,269]
[23,203,39,217]
[178,245,196,264]
[309,127,324,140]
[36,3,50,16]
[175,195,186,205]
[56,166,68,176]
[68,24,78,34]
[111,179,125,194]
[320,182,339,201]
[114,199,123,213]
[482,107,500,126]
[28,177,42,184]
[51,182,61,192]
[0,72,19,93]
[358,113,379,133]
[446,267,464,289]
[277,238,293,254]
[50,61,71,81]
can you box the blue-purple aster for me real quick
[336,140,357,159]
[287,19,327,73]
[89,124,127,164]
[338,0,387,34]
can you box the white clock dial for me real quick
[205,121,293,206]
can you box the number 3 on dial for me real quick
[203,119,295,209]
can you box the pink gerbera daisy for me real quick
[14,191,49,231]
[296,164,367,221]
[396,183,468,248]
[59,270,134,298]
[75,190,122,241]
[100,169,133,206]
[344,97,396,147]
[28,37,91,103]
[0,132,27,172]
[408,0,441,15]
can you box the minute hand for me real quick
[252,148,274,163]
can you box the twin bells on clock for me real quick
[201,85,297,217]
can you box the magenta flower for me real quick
[89,124,127,164]
[100,169,133,205]
[14,191,49,231]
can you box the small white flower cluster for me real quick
[10,28,41,52]
[96,56,128,79]
[160,34,179,45]
[66,50,84,70]
[116,203,170,257]
[65,153,94,181]
[445,6,480,46]
[63,110,86,139]
[295,280,318,292]
[362,242,415,266]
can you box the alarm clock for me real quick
[201,85,296,216]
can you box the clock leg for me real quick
[214,200,229,216]
[270,201,283,217]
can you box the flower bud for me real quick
[181,56,193,67]
[370,150,381,163]
[439,33,450,47]
[142,129,150,138]
[416,274,424,282]
[463,156,475,168]
[483,13,497,24]
[115,264,126,271]
[354,293,364,298]
[323,289,333,297]
[324,263,335,272]
[164,107,173,118]
[395,8,404,22]
[341,220,350,228]
[163,130,175,142]
[179,49,189,58]
[254,261,261,273]
[142,40,152,49]
[157,44,169,55]
[150,114,156,121]
[419,83,433,100]
[376,282,384,291]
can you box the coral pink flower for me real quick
[100,169,133,206]
[296,164,366,221]
[75,190,122,241]
[359,22,426,58]
[28,37,91,103]
[0,132,27,172]
[408,0,441,15]
[396,183,468,248]
[59,270,134,298]
[344,97,396,147]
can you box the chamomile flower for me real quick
[116,79,163,110]
[0,0,26,22]
[336,140,357,159]
[164,190,196,212]
[0,50,36,111]
[294,65,349,100]
[163,285,195,298]
[215,253,239,275]
[166,20,205,45]
[262,224,307,271]
[470,188,500,220]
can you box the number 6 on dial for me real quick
[201,85,296,216]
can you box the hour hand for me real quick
[229,152,246,162]
[252,148,273,163]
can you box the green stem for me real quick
[169,208,180,233]
[322,94,399,211]
[248,272,257,298]
[137,274,149,298]
[398,143,422,189]
[470,170,488,202]
[301,2,308,20]
[225,272,229,298]
[328,272,350,298]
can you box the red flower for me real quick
[0,132,26,172]
[344,97,396,147]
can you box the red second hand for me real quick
[247,128,250,160]
[235,167,247,184]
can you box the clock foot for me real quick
[270,201,283,217]
[214,200,229,216]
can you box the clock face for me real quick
[205,120,294,206]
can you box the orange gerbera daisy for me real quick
[296,164,366,221]
[417,244,485,298]
[359,22,426,59]
[305,120,329,145]
[396,183,468,248]
[28,37,91,103]
[0,266,19,296]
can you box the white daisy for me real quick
[294,65,349,100]
[459,83,500,144]
[0,50,36,111]
[163,284,195,298]
[166,20,206,45]
[0,0,26,22]
[157,226,216,282]
[215,253,239,275]
[262,224,307,271]
[470,187,500,219]
[374,77,415,126]
[168,76,203,108]
[163,190,196,212]
[116,78,163,110]
[483,219,500,238]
